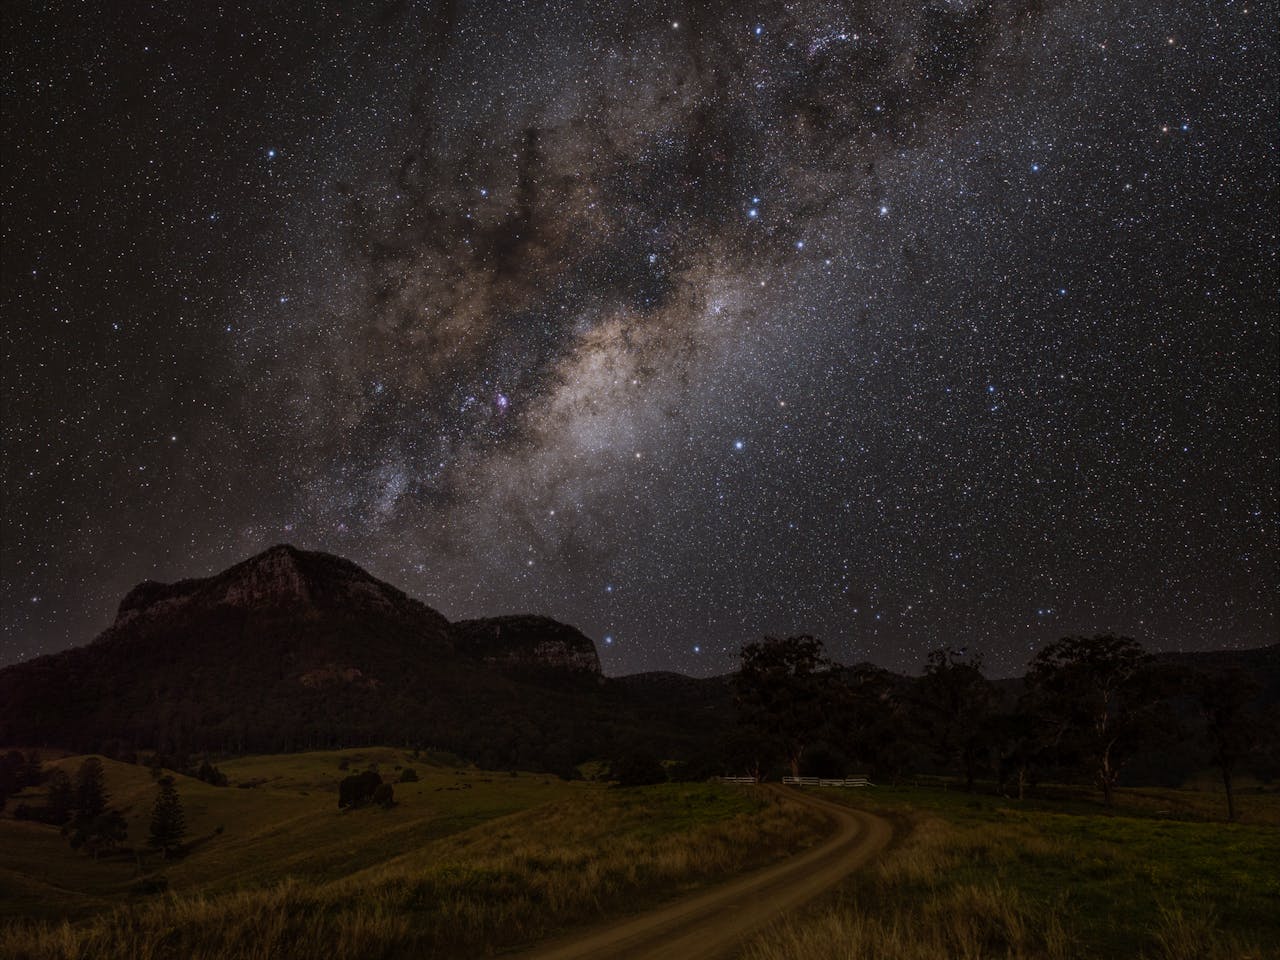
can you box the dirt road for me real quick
[510,784,891,960]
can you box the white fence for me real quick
[714,775,872,787]
[782,776,872,788]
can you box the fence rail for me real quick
[713,775,873,787]
[782,776,872,788]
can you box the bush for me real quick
[338,771,383,810]
[399,768,418,783]
[373,783,395,808]
[609,750,668,787]
[196,759,229,787]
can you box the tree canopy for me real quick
[1025,634,1160,806]
[148,775,186,858]
[735,635,832,778]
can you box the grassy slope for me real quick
[0,750,829,959]
[744,784,1280,960]
[0,748,586,921]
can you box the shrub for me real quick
[399,768,418,783]
[373,783,395,809]
[338,771,383,810]
[609,750,668,787]
[196,759,229,787]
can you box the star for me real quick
[2,0,1273,681]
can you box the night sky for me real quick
[2,1,1276,676]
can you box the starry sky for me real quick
[2,0,1276,676]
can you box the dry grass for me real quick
[742,788,1279,960]
[744,813,1073,960]
[0,785,827,960]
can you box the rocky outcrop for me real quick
[451,615,602,674]
[0,546,625,767]
[298,664,378,689]
[101,544,451,643]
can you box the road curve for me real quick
[509,785,891,960]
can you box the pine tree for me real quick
[73,757,108,820]
[46,769,73,825]
[148,776,186,859]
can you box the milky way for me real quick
[3,0,1276,675]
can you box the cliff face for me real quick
[451,615,603,675]
[0,546,617,767]
[104,544,450,642]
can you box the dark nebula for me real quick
[3,0,1276,675]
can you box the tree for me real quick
[21,751,44,788]
[0,750,23,806]
[913,647,995,791]
[45,769,73,825]
[67,810,128,859]
[73,757,108,820]
[609,749,667,787]
[195,759,228,787]
[736,635,832,778]
[829,663,918,784]
[1196,668,1262,822]
[338,770,383,809]
[985,702,1047,801]
[1025,635,1161,807]
[148,776,186,858]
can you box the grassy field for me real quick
[0,749,829,959]
[743,783,1280,960]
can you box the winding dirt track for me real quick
[510,785,892,960]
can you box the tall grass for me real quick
[742,790,1278,960]
[744,813,1073,960]
[1,785,827,960]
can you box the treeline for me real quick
[726,634,1279,818]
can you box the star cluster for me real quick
[2,0,1276,675]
